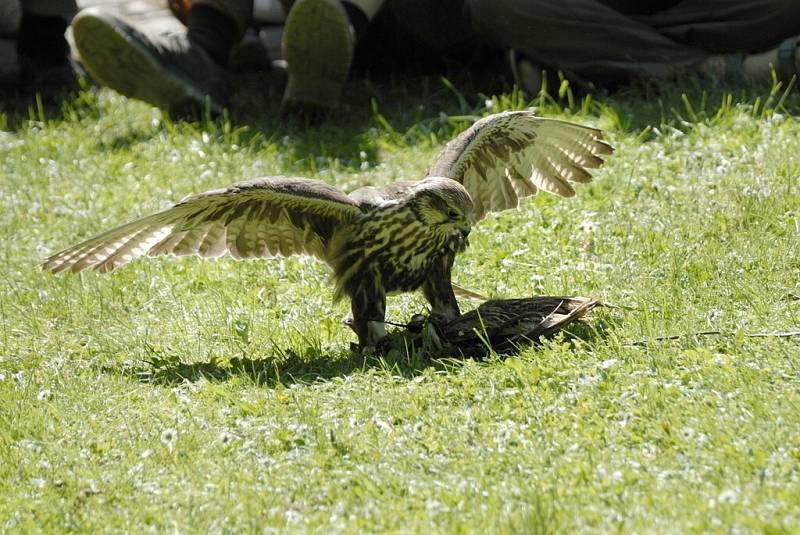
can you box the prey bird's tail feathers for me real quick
[42,176,362,274]
[427,110,613,222]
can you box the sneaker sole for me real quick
[72,8,223,115]
[281,0,353,112]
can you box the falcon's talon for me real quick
[42,111,613,350]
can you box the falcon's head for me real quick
[412,177,474,252]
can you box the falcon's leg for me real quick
[422,259,460,325]
[348,283,387,350]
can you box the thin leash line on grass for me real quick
[626,330,800,346]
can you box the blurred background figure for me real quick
[70,0,385,116]
[10,0,800,114]
[0,0,77,93]
[465,0,800,95]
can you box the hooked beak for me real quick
[454,221,471,238]
[451,226,470,251]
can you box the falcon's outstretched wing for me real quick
[43,176,362,274]
[427,110,613,222]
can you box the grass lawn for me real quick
[1,72,799,532]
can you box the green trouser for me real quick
[466,0,800,84]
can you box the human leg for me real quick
[466,0,708,87]
[192,0,254,37]
[468,0,800,88]
[20,0,74,16]
[643,0,800,82]
[642,0,800,53]
[8,0,76,91]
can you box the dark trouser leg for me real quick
[20,0,76,16]
[466,0,706,84]
[642,0,800,53]
[466,0,800,84]
[192,0,253,38]
[15,0,77,90]
[186,3,241,66]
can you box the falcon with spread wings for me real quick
[43,111,613,349]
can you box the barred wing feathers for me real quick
[43,176,362,274]
[427,111,613,221]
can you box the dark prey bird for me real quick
[43,111,613,350]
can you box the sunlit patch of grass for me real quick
[1,74,799,532]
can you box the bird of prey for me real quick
[43,111,613,350]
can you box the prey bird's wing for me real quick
[451,282,488,302]
[43,176,362,274]
[427,110,613,222]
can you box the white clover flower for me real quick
[218,430,236,446]
[599,358,619,370]
[160,428,177,452]
[718,489,739,504]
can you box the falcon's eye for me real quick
[447,209,460,220]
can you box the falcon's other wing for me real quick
[427,110,613,222]
[43,176,362,274]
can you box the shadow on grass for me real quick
[137,345,438,387]
[0,69,488,172]
[131,316,612,388]
[4,61,798,178]
[94,128,163,152]
[0,84,89,128]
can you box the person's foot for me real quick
[71,7,230,116]
[281,0,354,116]
[744,37,800,83]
